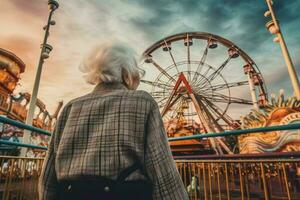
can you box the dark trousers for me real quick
[58,179,115,200]
[58,179,152,200]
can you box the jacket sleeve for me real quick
[144,101,189,200]
[38,104,71,200]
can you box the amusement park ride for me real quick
[0,1,299,199]
[0,48,62,156]
[140,32,269,155]
[0,0,299,159]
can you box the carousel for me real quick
[0,48,62,157]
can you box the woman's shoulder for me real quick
[67,94,90,104]
[59,93,92,112]
[125,90,153,100]
[61,90,158,111]
[122,90,158,105]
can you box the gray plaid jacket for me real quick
[38,83,189,200]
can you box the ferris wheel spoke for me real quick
[186,34,191,82]
[194,94,224,132]
[172,96,186,117]
[150,58,176,83]
[227,97,252,105]
[208,93,252,105]
[166,102,181,119]
[194,86,212,94]
[199,80,249,93]
[152,91,171,99]
[157,78,173,85]
[192,42,209,83]
[196,95,221,119]
[200,99,220,121]
[193,66,213,87]
[192,78,213,92]
[201,95,237,126]
[141,80,172,90]
[163,40,180,74]
[152,94,167,99]
[152,90,169,95]
[157,96,169,106]
[161,94,183,117]
[206,57,232,83]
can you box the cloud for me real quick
[0,36,37,60]
[8,0,46,17]
[264,56,300,96]
[1,0,300,118]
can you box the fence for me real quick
[0,156,43,200]
[0,115,299,199]
[177,154,300,200]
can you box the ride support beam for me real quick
[194,95,233,154]
[161,73,188,116]
[247,72,259,109]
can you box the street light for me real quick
[41,44,53,59]
[21,0,59,156]
[48,0,59,10]
[264,0,300,99]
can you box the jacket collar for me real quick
[92,82,128,94]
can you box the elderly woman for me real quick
[38,42,189,200]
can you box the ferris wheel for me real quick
[140,32,268,154]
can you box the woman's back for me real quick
[56,85,153,181]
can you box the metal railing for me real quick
[177,155,300,200]
[0,156,43,200]
[0,116,51,151]
[168,123,300,141]
[0,116,48,199]
[0,116,299,199]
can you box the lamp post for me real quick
[264,0,300,99]
[21,0,59,157]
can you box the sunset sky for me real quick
[0,0,300,118]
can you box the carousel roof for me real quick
[0,48,26,73]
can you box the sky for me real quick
[0,0,299,119]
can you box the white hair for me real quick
[79,42,140,87]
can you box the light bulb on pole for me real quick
[21,0,59,157]
[264,0,300,99]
